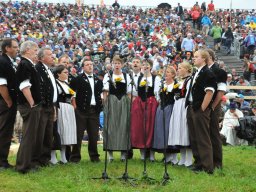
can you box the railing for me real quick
[227,85,256,100]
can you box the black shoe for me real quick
[16,166,39,174]
[91,158,100,163]
[120,159,126,162]
[191,166,203,173]
[59,161,68,164]
[0,163,14,170]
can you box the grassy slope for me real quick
[0,145,255,192]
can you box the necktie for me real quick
[88,76,93,78]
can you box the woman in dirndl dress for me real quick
[51,65,77,164]
[168,61,193,167]
[103,55,131,161]
[152,66,177,163]
[130,59,160,161]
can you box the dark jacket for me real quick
[70,72,103,113]
[16,57,42,105]
[209,63,227,101]
[0,54,17,102]
[35,62,56,107]
[191,65,217,111]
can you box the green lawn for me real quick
[0,145,256,192]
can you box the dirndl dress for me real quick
[56,80,77,145]
[130,75,158,149]
[152,83,175,150]
[103,73,131,151]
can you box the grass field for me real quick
[0,145,256,192]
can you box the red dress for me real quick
[130,75,158,148]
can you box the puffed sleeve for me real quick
[103,73,109,91]
[154,75,162,100]
[126,74,131,94]
[204,70,216,93]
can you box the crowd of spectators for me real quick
[1,0,256,146]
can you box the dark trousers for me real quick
[187,106,213,172]
[210,104,223,168]
[16,104,41,172]
[52,121,61,150]
[34,106,54,165]
[0,100,17,166]
[69,108,100,162]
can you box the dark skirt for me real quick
[130,96,158,149]
[103,95,130,151]
[152,104,174,150]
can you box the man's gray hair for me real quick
[38,47,52,60]
[20,41,38,55]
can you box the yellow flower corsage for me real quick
[162,87,167,92]
[115,77,122,82]
[69,88,76,96]
[140,80,147,87]
[173,83,180,89]
[162,87,168,95]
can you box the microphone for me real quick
[105,67,117,89]
[128,69,137,91]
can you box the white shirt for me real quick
[139,75,161,100]
[131,72,140,96]
[103,73,131,93]
[85,73,96,105]
[43,64,58,103]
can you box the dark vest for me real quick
[109,72,127,100]
[56,80,72,104]
[138,75,156,102]
[159,81,177,109]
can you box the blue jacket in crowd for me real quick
[201,16,212,26]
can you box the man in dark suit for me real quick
[186,50,217,174]
[16,41,42,173]
[0,39,19,170]
[35,47,58,166]
[207,49,227,169]
[175,3,184,18]
[69,57,103,162]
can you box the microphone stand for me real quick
[141,70,156,183]
[92,69,114,181]
[117,70,137,186]
[160,65,171,186]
